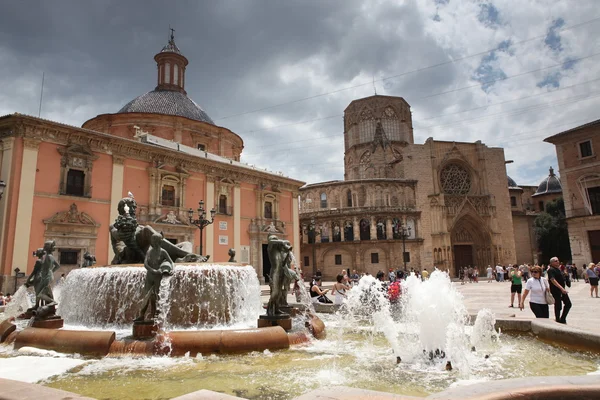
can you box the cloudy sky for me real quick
[1,0,599,186]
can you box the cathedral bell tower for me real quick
[154,28,188,94]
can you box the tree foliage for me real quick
[533,197,571,264]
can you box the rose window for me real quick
[440,164,471,195]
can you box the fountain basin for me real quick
[58,264,262,329]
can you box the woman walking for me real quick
[509,267,523,308]
[519,266,550,318]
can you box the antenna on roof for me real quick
[38,72,45,117]
[373,75,377,95]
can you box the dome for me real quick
[533,167,562,197]
[507,176,519,188]
[118,90,214,124]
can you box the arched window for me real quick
[164,62,171,84]
[360,219,370,241]
[173,64,179,85]
[347,189,352,207]
[320,192,327,209]
[264,201,273,219]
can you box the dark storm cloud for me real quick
[1,0,599,186]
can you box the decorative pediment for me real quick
[154,210,187,225]
[57,142,98,162]
[43,203,98,226]
[440,143,470,166]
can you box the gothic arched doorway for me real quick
[451,215,492,277]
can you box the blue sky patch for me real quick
[478,3,501,27]
[473,40,511,92]
[545,18,565,52]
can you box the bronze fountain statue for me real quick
[109,194,205,264]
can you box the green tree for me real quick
[533,197,571,264]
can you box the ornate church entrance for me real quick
[451,215,492,277]
[453,245,473,274]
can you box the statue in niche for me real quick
[265,234,294,317]
[109,194,205,264]
[24,241,60,316]
[333,223,341,242]
[228,248,236,262]
[135,233,174,322]
[82,251,96,268]
[344,221,354,241]
[376,220,386,240]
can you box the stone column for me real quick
[370,216,376,240]
[205,177,215,258]
[340,219,346,241]
[234,184,241,257]
[292,193,300,263]
[353,217,360,241]
[108,155,125,263]
[386,217,393,239]
[0,138,15,276]
[12,138,40,273]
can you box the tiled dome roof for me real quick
[508,176,519,188]
[118,90,214,124]
[533,167,562,197]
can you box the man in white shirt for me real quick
[496,265,504,282]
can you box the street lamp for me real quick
[188,200,216,256]
[400,223,412,271]
[0,180,6,200]
[303,218,320,276]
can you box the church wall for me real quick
[83,114,243,161]
[91,153,113,201]
[512,214,536,265]
[35,142,61,194]
[241,184,257,218]
[405,143,435,269]
[485,147,517,264]
[1,137,24,279]
[212,213,232,261]
[123,160,150,204]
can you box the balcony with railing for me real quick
[217,205,233,216]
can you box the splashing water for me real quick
[343,275,402,358]
[2,285,33,319]
[470,309,498,351]
[57,264,262,329]
[399,271,469,362]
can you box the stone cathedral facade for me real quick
[299,95,518,278]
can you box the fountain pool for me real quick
[0,316,598,399]
[1,269,599,399]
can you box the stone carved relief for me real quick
[44,203,97,226]
[452,226,473,243]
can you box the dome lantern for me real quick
[532,166,562,197]
[154,28,188,94]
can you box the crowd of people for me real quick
[306,267,432,306]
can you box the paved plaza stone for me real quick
[455,278,599,334]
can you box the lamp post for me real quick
[188,200,215,256]
[400,223,412,271]
[0,180,6,200]
[303,218,320,277]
